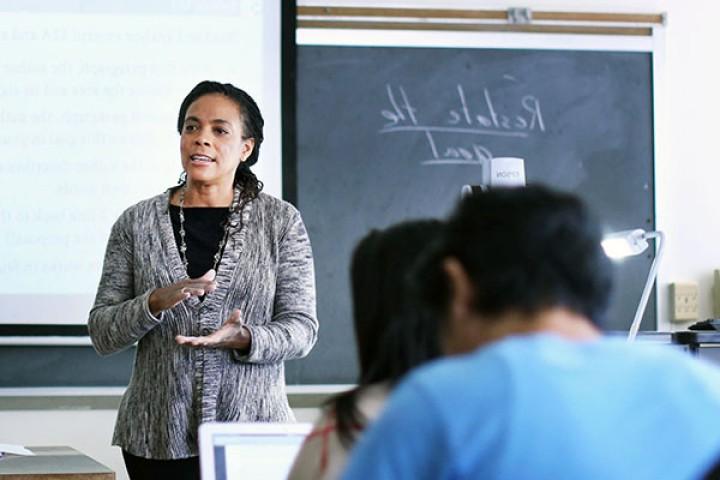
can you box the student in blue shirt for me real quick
[343,185,720,480]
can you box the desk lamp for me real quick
[601,229,665,342]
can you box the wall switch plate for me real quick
[671,282,699,323]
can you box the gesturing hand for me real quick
[148,270,217,317]
[175,309,251,352]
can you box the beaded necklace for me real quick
[177,185,240,273]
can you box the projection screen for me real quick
[0,1,284,325]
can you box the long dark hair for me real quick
[330,220,443,448]
[176,80,264,206]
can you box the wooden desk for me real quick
[0,446,114,479]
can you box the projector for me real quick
[461,157,526,197]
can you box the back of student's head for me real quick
[421,185,613,327]
[333,219,443,447]
[351,220,443,382]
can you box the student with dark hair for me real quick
[344,185,720,480]
[288,220,443,480]
[88,81,318,479]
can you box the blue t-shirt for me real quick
[343,334,720,480]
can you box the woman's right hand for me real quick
[148,269,217,317]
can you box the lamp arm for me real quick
[627,231,665,341]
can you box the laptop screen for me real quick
[200,423,312,480]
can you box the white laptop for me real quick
[199,422,313,480]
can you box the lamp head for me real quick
[601,229,649,259]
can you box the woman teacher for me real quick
[88,81,318,480]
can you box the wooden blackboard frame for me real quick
[296,6,664,36]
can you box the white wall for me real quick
[300,0,720,331]
[0,410,125,479]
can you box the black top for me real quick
[169,205,229,279]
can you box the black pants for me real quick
[122,450,200,480]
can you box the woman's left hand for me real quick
[175,309,251,352]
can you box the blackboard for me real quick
[285,45,656,385]
[0,345,134,387]
[0,324,135,387]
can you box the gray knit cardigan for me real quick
[88,189,318,459]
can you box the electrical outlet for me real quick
[671,282,699,323]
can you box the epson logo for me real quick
[497,171,521,178]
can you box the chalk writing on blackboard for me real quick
[379,84,546,165]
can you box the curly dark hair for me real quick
[417,184,613,327]
[176,80,264,207]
